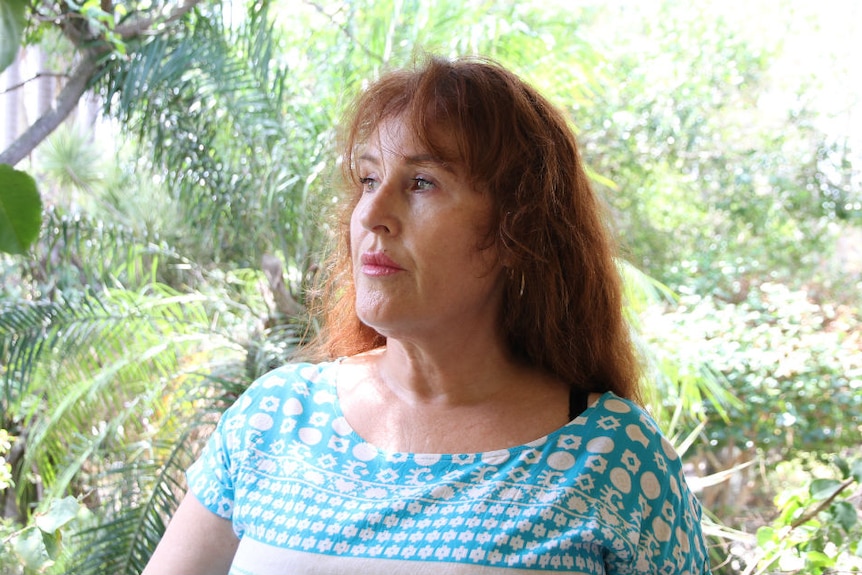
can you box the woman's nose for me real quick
[356,179,401,235]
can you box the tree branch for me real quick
[115,0,202,40]
[0,72,70,96]
[0,0,205,167]
[790,477,855,529]
[0,55,98,167]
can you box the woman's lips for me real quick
[360,251,405,276]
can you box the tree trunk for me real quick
[37,47,53,118]
[2,57,22,152]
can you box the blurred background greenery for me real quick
[0,0,860,573]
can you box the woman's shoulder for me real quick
[582,391,656,425]
[576,391,682,465]
[209,360,344,450]
[249,360,339,391]
[226,360,341,415]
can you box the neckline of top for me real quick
[317,359,614,462]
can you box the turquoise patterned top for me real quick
[187,361,712,574]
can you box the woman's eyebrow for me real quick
[357,153,380,165]
[358,152,455,173]
[406,154,455,173]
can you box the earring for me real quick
[507,267,525,298]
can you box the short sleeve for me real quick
[185,374,269,523]
[184,362,323,530]
[186,405,243,521]
[626,411,712,574]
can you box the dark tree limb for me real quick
[0,55,98,166]
[0,72,70,96]
[0,0,203,167]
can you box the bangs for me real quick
[341,62,478,190]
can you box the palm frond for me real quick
[66,421,215,575]
[1,280,248,497]
[0,290,110,414]
[95,1,326,267]
[616,259,741,437]
[63,360,251,575]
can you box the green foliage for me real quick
[36,127,107,199]
[20,0,128,56]
[0,271,279,573]
[0,428,12,491]
[750,457,862,574]
[575,3,861,296]
[2,1,861,573]
[67,423,221,575]
[93,1,330,271]
[644,283,862,459]
[0,0,26,72]
[277,0,602,107]
[65,0,127,54]
[10,207,165,299]
[0,496,92,574]
[0,165,43,255]
[619,261,739,440]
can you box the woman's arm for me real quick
[142,492,239,575]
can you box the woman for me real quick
[143,56,712,574]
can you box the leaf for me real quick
[756,525,777,548]
[0,0,26,73]
[852,459,862,483]
[834,455,850,479]
[778,495,803,524]
[35,495,83,533]
[0,164,43,254]
[832,501,858,532]
[11,525,53,571]
[804,549,835,570]
[810,478,842,500]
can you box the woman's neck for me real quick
[336,340,571,454]
[375,335,529,407]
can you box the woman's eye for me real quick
[411,178,435,192]
[359,177,378,192]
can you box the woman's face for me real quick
[349,116,503,342]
